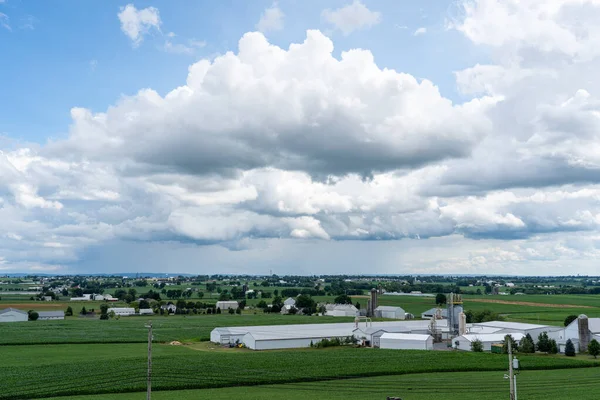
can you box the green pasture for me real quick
[1,344,597,399]
[47,367,600,400]
[0,314,354,345]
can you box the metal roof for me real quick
[37,311,65,318]
[375,306,405,311]
[0,308,28,315]
[380,333,432,341]
[459,333,525,343]
[471,321,552,331]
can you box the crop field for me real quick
[1,344,598,399]
[46,367,600,400]
[0,314,354,345]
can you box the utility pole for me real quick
[508,339,515,400]
[145,321,153,400]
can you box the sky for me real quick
[1,0,600,276]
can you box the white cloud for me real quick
[163,38,206,55]
[51,30,496,179]
[118,4,161,46]
[0,12,11,31]
[256,3,284,33]
[89,59,98,72]
[413,27,427,36]
[322,1,381,35]
[5,7,600,274]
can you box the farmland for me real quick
[1,344,598,399]
[46,368,600,400]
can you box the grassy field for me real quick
[0,314,354,345]
[46,367,600,400]
[1,344,597,399]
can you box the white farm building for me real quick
[0,308,28,323]
[211,320,450,350]
[108,307,135,316]
[216,301,239,310]
[379,333,434,350]
[454,333,525,351]
[375,306,405,320]
[37,311,65,320]
[325,304,359,317]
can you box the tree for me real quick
[228,307,235,314]
[484,284,492,294]
[564,315,578,327]
[216,307,221,314]
[435,293,447,305]
[502,335,518,354]
[65,306,73,316]
[519,334,535,353]
[197,291,204,299]
[550,339,558,354]
[295,294,315,309]
[100,304,109,315]
[288,306,298,315]
[139,299,150,309]
[100,313,109,320]
[588,339,600,359]
[334,294,352,305]
[537,332,551,353]
[471,339,484,352]
[565,339,576,356]
[256,300,268,309]
[28,310,39,321]
[355,301,361,310]
[80,306,87,316]
[235,307,242,315]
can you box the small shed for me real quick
[379,333,433,350]
[0,308,28,323]
[139,308,154,315]
[375,306,406,320]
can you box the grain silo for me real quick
[578,314,590,352]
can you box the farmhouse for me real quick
[454,333,525,351]
[325,304,359,317]
[107,307,135,316]
[215,301,239,310]
[161,304,176,313]
[375,306,405,320]
[37,311,65,320]
[379,333,434,350]
[283,297,296,306]
[0,308,28,323]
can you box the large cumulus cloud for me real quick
[3,7,600,274]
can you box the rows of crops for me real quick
[1,345,598,399]
[46,367,600,400]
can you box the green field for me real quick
[47,368,600,400]
[0,314,354,345]
[1,343,597,399]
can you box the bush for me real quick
[99,313,109,320]
[588,339,600,359]
[537,332,551,353]
[519,334,535,353]
[471,339,484,352]
[228,308,235,314]
[28,311,39,321]
[550,339,558,354]
[65,306,73,317]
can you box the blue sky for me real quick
[1,0,600,275]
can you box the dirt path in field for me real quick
[468,298,595,308]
